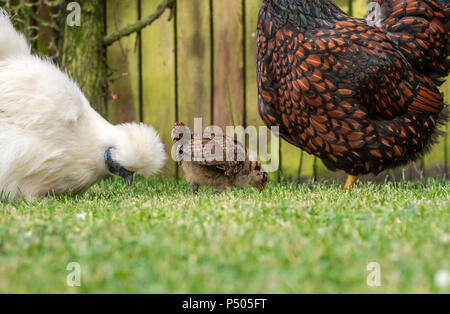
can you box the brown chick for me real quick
[171,122,267,194]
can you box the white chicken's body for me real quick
[0,11,166,200]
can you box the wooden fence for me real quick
[106,0,450,180]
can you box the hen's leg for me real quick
[344,175,358,189]
[189,183,199,195]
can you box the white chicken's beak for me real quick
[122,173,134,186]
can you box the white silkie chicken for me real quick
[0,11,166,200]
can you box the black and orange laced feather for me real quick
[257,0,450,176]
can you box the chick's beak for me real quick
[258,182,267,193]
[258,173,268,192]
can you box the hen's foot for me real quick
[344,175,358,189]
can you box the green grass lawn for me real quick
[0,177,449,293]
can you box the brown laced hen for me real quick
[171,123,267,194]
[257,0,450,188]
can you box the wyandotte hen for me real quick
[171,123,267,193]
[257,0,450,187]
[0,11,166,200]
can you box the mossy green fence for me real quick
[107,0,450,180]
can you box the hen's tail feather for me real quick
[375,0,450,85]
[407,81,445,114]
[369,106,449,174]
[0,9,30,60]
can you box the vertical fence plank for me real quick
[334,0,367,17]
[444,133,448,178]
[335,0,349,13]
[177,0,212,128]
[425,79,450,178]
[445,79,449,178]
[244,0,261,131]
[353,0,369,18]
[106,0,140,123]
[298,151,317,179]
[212,0,245,127]
[280,143,301,180]
[141,0,176,177]
[447,80,450,176]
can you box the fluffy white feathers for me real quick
[112,123,167,178]
[0,10,30,59]
[0,11,166,200]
